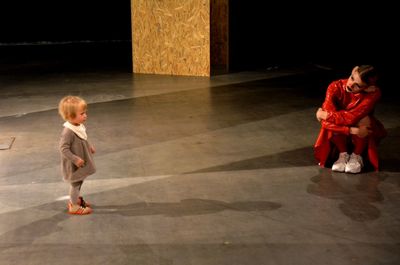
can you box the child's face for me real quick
[69,105,87,125]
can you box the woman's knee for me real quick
[357,116,371,127]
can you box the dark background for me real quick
[0,1,133,73]
[229,2,397,74]
[0,0,397,87]
[0,1,131,43]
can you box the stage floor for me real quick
[1,54,399,264]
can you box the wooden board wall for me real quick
[131,0,210,76]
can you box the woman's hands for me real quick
[350,125,371,138]
[317,107,371,138]
[316,107,328,122]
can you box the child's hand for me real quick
[75,158,85,167]
[90,146,96,154]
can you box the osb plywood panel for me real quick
[210,0,228,68]
[132,0,210,76]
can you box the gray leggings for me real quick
[69,181,83,205]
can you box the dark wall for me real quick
[229,1,398,74]
[0,1,131,43]
[0,1,133,73]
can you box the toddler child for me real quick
[58,95,96,215]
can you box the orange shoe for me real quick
[68,203,93,215]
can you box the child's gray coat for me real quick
[59,128,96,183]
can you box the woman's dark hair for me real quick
[357,65,379,86]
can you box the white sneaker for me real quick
[345,153,363,173]
[332,152,349,172]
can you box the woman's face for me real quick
[346,67,367,93]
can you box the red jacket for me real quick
[314,79,386,171]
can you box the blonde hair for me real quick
[58,96,87,121]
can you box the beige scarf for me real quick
[63,121,87,140]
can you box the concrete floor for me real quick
[1,59,400,264]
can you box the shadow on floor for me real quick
[94,199,282,217]
[307,168,388,222]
